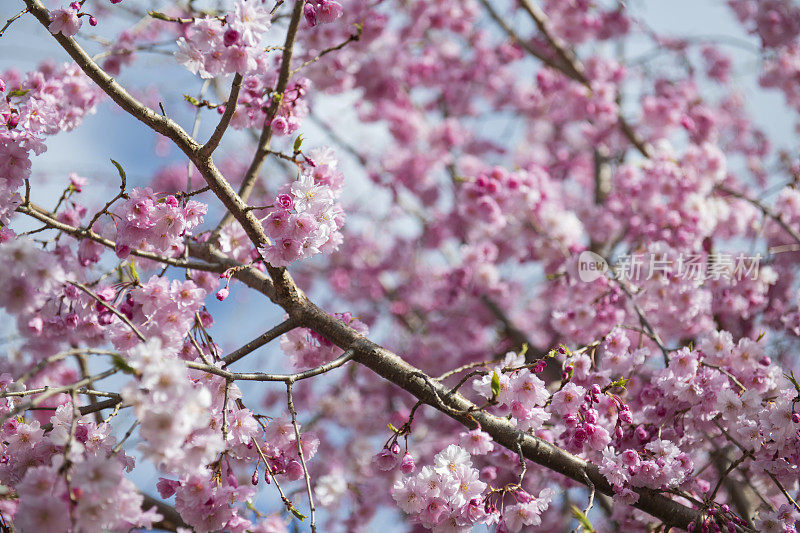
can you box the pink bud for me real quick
[223,28,240,47]
[165,195,178,207]
[304,3,318,27]
[27,315,43,335]
[400,452,415,474]
[70,1,80,10]
[6,112,19,129]
[514,489,533,503]
[276,193,294,210]
[390,442,401,455]
[216,288,229,301]
[89,16,97,26]
[115,243,131,259]
[792,413,800,424]
[251,470,259,485]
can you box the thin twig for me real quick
[189,348,355,382]
[0,8,27,38]
[286,381,316,532]
[215,0,307,234]
[222,318,297,367]
[69,280,146,342]
[201,73,243,157]
[717,184,800,248]
[1,368,118,424]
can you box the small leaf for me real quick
[111,354,137,375]
[7,89,29,98]
[756,330,766,342]
[184,94,201,106]
[388,423,398,434]
[110,159,127,182]
[518,343,528,358]
[289,506,306,521]
[609,377,629,390]
[570,504,595,532]
[785,371,800,397]
[293,134,304,153]
[128,261,140,284]
[490,371,501,398]
[147,10,170,21]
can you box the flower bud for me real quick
[400,452,415,474]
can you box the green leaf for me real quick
[293,134,304,153]
[609,377,629,390]
[111,354,136,375]
[518,343,528,358]
[289,506,306,521]
[128,261,140,284]
[756,330,766,342]
[490,371,501,398]
[570,504,595,532]
[7,89,29,98]
[785,371,800,397]
[184,94,201,106]
[110,159,127,182]
[147,10,170,21]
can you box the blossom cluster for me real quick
[259,148,346,267]
[391,444,490,531]
[473,351,550,433]
[0,388,159,531]
[109,187,207,259]
[122,340,222,477]
[175,0,271,78]
[110,275,207,352]
[0,62,101,225]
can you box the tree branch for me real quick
[200,73,243,157]
[215,0,307,233]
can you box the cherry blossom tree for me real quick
[1,0,800,531]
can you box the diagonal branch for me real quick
[215,0,308,234]
[222,317,298,367]
[200,73,243,157]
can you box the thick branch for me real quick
[287,300,703,529]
